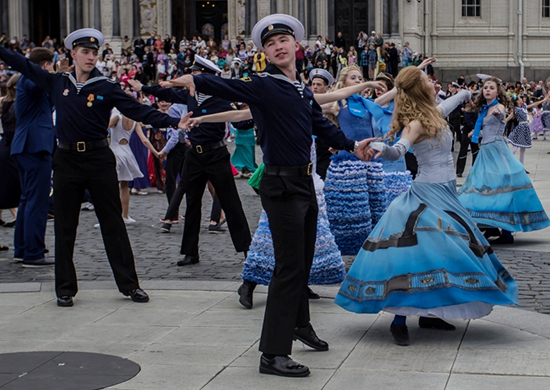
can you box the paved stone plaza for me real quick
[1,142,550,389]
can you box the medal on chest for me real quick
[87,94,95,107]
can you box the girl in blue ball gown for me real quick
[334,67,518,346]
[458,77,550,244]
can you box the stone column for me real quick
[112,0,120,37]
[308,0,316,39]
[390,0,399,38]
[245,0,257,37]
[75,0,83,30]
[59,0,67,38]
[368,0,375,33]
[382,0,390,37]
[94,0,101,30]
[298,0,305,25]
[270,0,276,14]
[0,0,9,36]
[133,0,140,38]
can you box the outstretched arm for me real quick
[437,89,471,118]
[368,120,424,161]
[181,109,252,131]
[314,81,386,105]
[0,46,56,94]
[134,123,160,158]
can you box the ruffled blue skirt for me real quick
[242,189,346,286]
[458,140,550,232]
[335,180,518,319]
[324,154,412,255]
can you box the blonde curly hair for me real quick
[386,66,447,142]
[325,65,364,126]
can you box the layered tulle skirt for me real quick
[242,188,346,285]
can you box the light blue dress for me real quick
[458,112,550,232]
[325,96,400,255]
[335,129,518,319]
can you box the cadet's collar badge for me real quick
[63,89,69,96]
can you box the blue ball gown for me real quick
[335,130,518,319]
[458,112,550,232]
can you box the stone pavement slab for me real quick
[0,286,549,390]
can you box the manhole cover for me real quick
[0,351,140,390]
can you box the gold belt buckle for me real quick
[76,141,86,152]
[306,162,313,175]
[196,145,203,154]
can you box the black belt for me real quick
[58,139,109,152]
[264,163,313,177]
[191,140,225,154]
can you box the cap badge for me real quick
[268,25,274,31]
[90,37,95,42]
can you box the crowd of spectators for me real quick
[1,29,549,103]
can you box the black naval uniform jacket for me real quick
[0,46,180,143]
[141,84,235,146]
[193,64,355,166]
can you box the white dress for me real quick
[109,112,145,181]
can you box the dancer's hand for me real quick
[128,79,143,91]
[177,111,194,131]
[417,57,436,70]
[354,138,376,161]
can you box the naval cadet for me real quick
[129,55,251,265]
[0,28,188,307]
[165,14,373,377]
[309,68,334,179]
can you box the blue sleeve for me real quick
[142,84,189,104]
[163,129,180,153]
[111,84,180,128]
[311,100,355,151]
[0,46,56,94]
[193,74,263,105]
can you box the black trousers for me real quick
[258,173,317,356]
[448,115,461,150]
[52,147,140,297]
[180,146,251,255]
[456,127,480,175]
[164,142,188,204]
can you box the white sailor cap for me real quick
[251,14,304,51]
[309,68,334,87]
[65,28,104,51]
[476,73,502,83]
[190,55,221,74]
[451,82,460,88]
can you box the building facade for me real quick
[1,0,549,82]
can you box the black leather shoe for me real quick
[483,228,501,240]
[122,288,150,302]
[259,355,310,377]
[419,317,456,331]
[57,296,74,307]
[293,323,329,351]
[489,234,514,245]
[237,280,256,309]
[390,323,410,346]
[22,258,55,268]
[177,255,200,266]
[307,287,320,300]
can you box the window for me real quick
[462,0,481,17]
[544,0,550,18]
